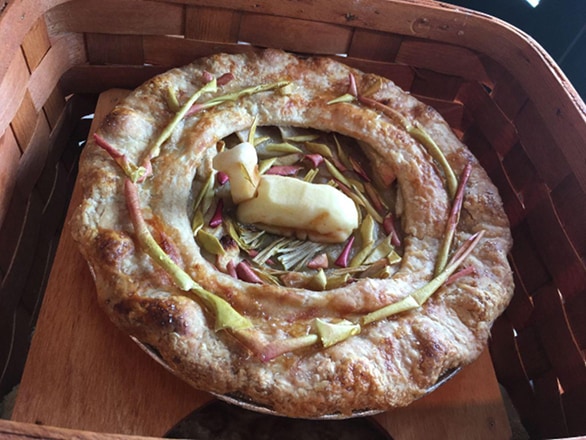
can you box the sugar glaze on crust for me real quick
[71,49,513,418]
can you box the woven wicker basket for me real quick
[1,0,585,438]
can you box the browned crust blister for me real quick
[71,49,513,417]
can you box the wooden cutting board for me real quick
[10,89,512,439]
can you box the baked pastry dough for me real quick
[72,49,513,418]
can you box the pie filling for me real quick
[191,126,404,291]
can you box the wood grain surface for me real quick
[0,419,158,440]
[10,89,512,439]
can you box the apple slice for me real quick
[212,142,260,204]
[236,175,359,243]
[315,318,361,347]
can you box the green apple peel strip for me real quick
[141,78,219,178]
[361,229,484,325]
[434,161,472,276]
[124,179,252,331]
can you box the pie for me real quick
[71,49,514,418]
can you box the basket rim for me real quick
[2,0,585,106]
